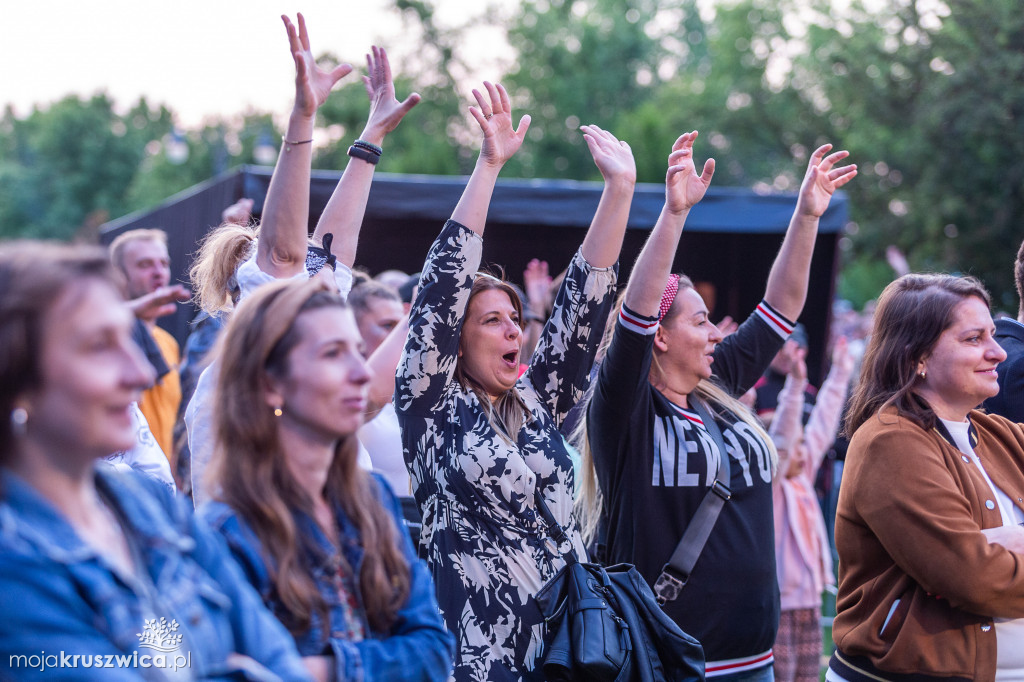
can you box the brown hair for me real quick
[0,241,118,463]
[208,278,410,636]
[845,273,992,435]
[348,279,401,319]
[454,272,532,442]
[189,223,257,314]
[108,228,168,273]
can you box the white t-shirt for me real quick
[105,402,175,491]
[358,402,411,496]
[942,418,1024,681]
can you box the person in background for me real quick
[202,279,454,681]
[983,237,1024,422]
[0,241,318,680]
[755,322,816,428]
[349,280,405,357]
[828,273,1024,682]
[350,278,413,495]
[771,338,854,682]
[109,228,190,471]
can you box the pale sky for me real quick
[2,0,510,126]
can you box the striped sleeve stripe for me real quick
[705,650,774,677]
[755,301,795,338]
[618,306,659,335]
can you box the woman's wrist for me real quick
[286,110,316,135]
[358,126,387,148]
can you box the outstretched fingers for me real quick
[829,163,858,189]
[698,157,716,183]
[484,81,504,118]
[296,12,311,52]
[471,87,491,118]
[281,15,301,55]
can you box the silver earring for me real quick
[918,370,927,379]
[10,407,28,436]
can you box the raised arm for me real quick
[523,126,632,422]
[257,13,352,279]
[312,46,421,267]
[450,81,530,234]
[577,125,635,268]
[770,348,808,485]
[365,314,410,418]
[803,336,855,470]
[623,131,715,316]
[763,144,857,320]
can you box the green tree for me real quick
[0,95,173,240]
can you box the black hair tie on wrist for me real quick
[321,233,337,271]
[305,232,338,275]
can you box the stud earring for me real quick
[918,370,927,380]
[273,406,283,417]
[10,407,28,436]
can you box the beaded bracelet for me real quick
[352,139,383,156]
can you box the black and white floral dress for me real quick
[396,219,616,681]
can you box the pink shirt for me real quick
[771,361,852,610]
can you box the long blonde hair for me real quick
[208,279,410,635]
[188,222,257,314]
[573,277,777,544]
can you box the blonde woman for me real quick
[576,133,856,681]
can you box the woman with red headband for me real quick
[574,132,856,681]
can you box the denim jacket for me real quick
[202,474,454,682]
[0,464,311,681]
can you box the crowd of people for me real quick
[3,11,1024,682]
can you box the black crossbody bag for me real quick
[533,397,730,681]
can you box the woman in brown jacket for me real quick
[829,273,1024,682]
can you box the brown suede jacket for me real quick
[833,407,1024,682]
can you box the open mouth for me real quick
[502,351,518,366]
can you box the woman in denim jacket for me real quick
[0,242,314,680]
[200,278,454,682]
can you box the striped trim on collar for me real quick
[666,400,705,427]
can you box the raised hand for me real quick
[282,13,353,119]
[831,335,855,375]
[523,259,553,317]
[665,131,715,215]
[127,285,191,322]
[361,46,421,145]
[581,125,635,186]
[221,198,254,226]
[791,346,808,383]
[795,144,858,218]
[470,82,530,168]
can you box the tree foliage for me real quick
[3,0,1024,308]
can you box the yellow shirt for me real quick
[139,325,182,470]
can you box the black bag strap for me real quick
[652,396,732,606]
[535,493,581,566]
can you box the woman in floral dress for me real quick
[395,81,635,681]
